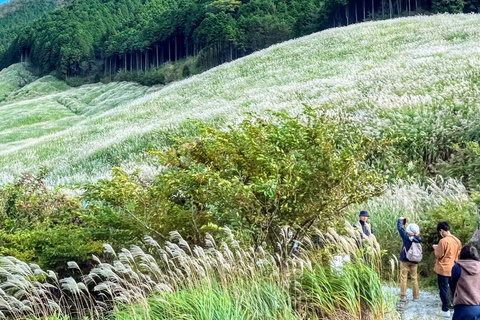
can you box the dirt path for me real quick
[384,287,451,320]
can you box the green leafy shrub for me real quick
[152,108,384,247]
[112,56,201,86]
[0,169,104,272]
[83,108,385,249]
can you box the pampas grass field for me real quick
[1,15,480,186]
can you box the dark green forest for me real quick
[0,0,476,82]
[0,0,68,59]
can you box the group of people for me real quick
[354,211,480,319]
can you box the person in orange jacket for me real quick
[433,221,462,318]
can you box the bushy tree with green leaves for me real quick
[150,108,385,248]
[83,108,384,250]
[0,168,104,273]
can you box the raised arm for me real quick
[397,218,408,242]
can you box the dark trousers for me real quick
[453,305,480,320]
[438,275,450,312]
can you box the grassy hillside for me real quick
[1,14,480,185]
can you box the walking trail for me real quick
[384,287,451,320]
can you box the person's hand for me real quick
[361,238,366,243]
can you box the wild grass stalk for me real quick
[0,226,396,320]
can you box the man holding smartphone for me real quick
[434,221,462,318]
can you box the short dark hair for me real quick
[459,245,480,261]
[437,221,450,232]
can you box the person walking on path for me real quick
[397,217,422,304]
[434,221,462,318]
[353,210,374,242]
[450,245,480,320]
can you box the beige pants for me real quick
[400,261,419,300]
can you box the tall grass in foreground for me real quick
[115,279,300,320]
[0,225,396,319]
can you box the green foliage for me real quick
[0,0,358,77]
[0,0,61,58]
[151,108,384,246]
[0,226,394,320]
[0,167,76,231]
[27,225,104,272]
[80,108,384,248]
[376,103,480,184]
[438,142,480,190]
[0,169,104,273]
[301,263,391,318]
[113,57,202,86]
[115,279,300,320]
[433,0,465,12]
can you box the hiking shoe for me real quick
[396,300,407,311]
[441,310,450,318]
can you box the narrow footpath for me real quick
[385,287,451,320]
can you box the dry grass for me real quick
[0,225,397,320]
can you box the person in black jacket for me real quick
[398,217,421,303]
[353,210,374,243]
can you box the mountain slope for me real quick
[1,14,480,185]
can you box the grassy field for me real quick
[1,14,480,185]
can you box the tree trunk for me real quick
[175,35,178,61]
[389,0,393,17]
[145,50,148,72]
[168,40,171,62]
[363,0,366,20]
[355,0,358,22]
[372,0,375,19]
[136,51,139,73]
[346,4,349,24]
[161,43,164,64]
[156,44,159,68]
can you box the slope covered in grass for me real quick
[1,14,480,185]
